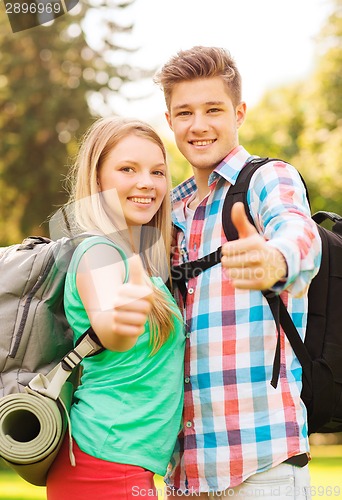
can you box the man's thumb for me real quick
[231,202,257,239]
[128,254,146,285]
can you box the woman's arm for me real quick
[76,243,153,352]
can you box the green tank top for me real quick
[64,236,185,475]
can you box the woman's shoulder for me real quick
[68,235,129,278]
[74,234,129,255]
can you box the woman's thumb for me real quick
[128,254,146,285]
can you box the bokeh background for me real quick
[1,0,342,244]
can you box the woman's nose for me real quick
[136,174,154,189]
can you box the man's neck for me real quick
[189,169,212,210]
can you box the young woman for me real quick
[46,117,185,500]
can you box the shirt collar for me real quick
[171,145,252,229]
[171,178,195,231]
[209,145,252,185]
[172,145,252,201]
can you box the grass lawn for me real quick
[306,445,342,498]
[0,445,341,499]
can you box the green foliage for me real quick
[0,0,341,243]
[240,83,306,161]
[240,0,342,215]
[163,138,193,188]
[0,0,151,245]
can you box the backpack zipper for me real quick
[9,248,56,358]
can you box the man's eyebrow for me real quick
[173,101,226,110]
[205,101,226,106]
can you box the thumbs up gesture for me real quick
[221,202,287,290]
[112,254,154,339]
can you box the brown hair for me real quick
[154,46,242,110]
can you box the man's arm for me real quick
[221,161,322,296]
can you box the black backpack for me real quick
[171,157,342,435]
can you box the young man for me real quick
[154,46,321,499]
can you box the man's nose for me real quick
[189,113,209,133]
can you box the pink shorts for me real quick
[46,436,157,500]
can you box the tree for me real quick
[294,0,342,214]
[240,0,342,215]
[0,0,151,244]
[240,83,306,161]
[163,138,193,187]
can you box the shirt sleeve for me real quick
[248,160,322,297]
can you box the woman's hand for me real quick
[77,246,154,352]
[111,253,153,338]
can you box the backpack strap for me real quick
[27,327,103,400]
[222,157,282,386]
[222,156,315,387]
[264,289,313,389]
[171,156,314,388]
[222,157,275,241]
[171,247,222,301]
[223,157,312,241]
[313,211,342,236]
[171,157,277,299]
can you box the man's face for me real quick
[166,77,246,174]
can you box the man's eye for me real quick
[177,111,191,117]
[208,108,221,113]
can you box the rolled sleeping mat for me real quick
[0,381,73,486]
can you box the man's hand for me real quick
[221,202,287,290]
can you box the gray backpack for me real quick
[0,235,97,397]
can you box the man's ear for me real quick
[236,101,247,129]
[165,111,173,131]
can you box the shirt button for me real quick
[186,332,191,338]
[185,421,192,428]
[188,288,194,295]
[184,377,190,383]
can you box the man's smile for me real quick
[189,139,216,146]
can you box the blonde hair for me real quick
[68,116,179,353]
[154,46,242,110]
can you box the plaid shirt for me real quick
[167,146,322,493]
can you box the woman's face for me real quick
[98,134,168,227]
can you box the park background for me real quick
[0,0,341,498]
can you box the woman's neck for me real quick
[128,226,142,254]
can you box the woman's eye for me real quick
[153,170,166,176]
[120,167,134,173]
